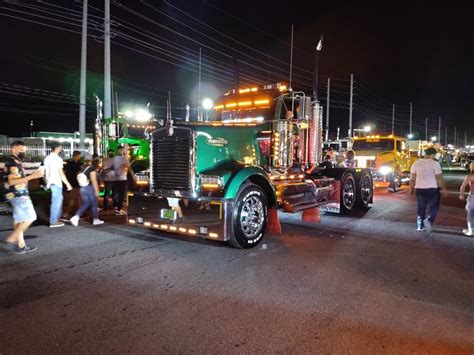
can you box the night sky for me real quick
[1,1,473,144]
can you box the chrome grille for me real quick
[151,127,192,191]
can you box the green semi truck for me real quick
[127,83,373,248]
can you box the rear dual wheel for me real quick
[340,173,356,214]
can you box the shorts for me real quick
[10,196,37,224]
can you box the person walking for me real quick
[459,162,474,237]
[343,149,356,168]
[102,149,115,211]
[4,141,44,254]
[409,147,446,231]
[113,145,134,215]
[69,158,104,226]
[62,150,82,219]
[44,142,72,228]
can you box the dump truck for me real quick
[127,83,373,248]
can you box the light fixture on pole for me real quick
[202,98,214,121]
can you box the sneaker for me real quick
[69,215,79,227]
[93,219,104,226]
[423,218,432,232]
[50,221,65,228]
[417,227,425,232]
[462,229,473,237]
[115,209,126,216]
[15,244,37,254]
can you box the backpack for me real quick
[77,166,93,187]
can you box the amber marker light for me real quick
[188,229,197,235]
[226,102,237,108]
[129,219,136,224]
[144,222,151,227]
[238,101,252,107]
[209,233,219,238]
[254,99,270,105]
[169,226,177,231]
[160,224,168,230]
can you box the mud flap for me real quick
[266,207,281,234]
[302,207,321,223]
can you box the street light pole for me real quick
[391,104,395,135]
[425,117,428,141]
[409,102,413,135]
[104,0,112,122]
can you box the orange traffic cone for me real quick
[266,208,281,234]
[302,207,321,223]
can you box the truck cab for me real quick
[352,135,412,191]
[127,84,373,248]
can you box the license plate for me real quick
[160,208,177,221]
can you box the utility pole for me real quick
[438,116,441,144]
[425,117,428,141]
[391,104,395,135]
[198,48,202,121]
[325,77,330,141]
[104,0,112,122]
[409,102,413,135]
[348,73,353,138]
[289,24,294,90]
[79,0,88,150]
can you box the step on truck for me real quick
[127,83,373,248]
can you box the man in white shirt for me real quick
[112,145,134,215]
[43,142,72,227]
[410,147,446,231]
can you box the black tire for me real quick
[356,172,373,209]
[340,173,356,214]
[388,173,401,192]
[229,184,267,249]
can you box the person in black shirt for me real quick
[62,151,82,219]
[4,141,44,254]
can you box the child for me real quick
[459,162,474,236]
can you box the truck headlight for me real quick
[200,175,223,189]
[379,166,393,175]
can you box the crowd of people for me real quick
[1,141,473,255]
[2,141,134,254]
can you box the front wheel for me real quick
[229,184,268,249]
[388,172,401,192]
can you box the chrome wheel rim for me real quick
[240,196,265,239]
[360,176,372,204]
[342,179,355,209]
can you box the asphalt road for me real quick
[0,170,473,353]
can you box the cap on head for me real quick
[424,147,437,156]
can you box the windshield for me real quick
[352,139,395,152]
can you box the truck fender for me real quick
[224,167,277,208]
